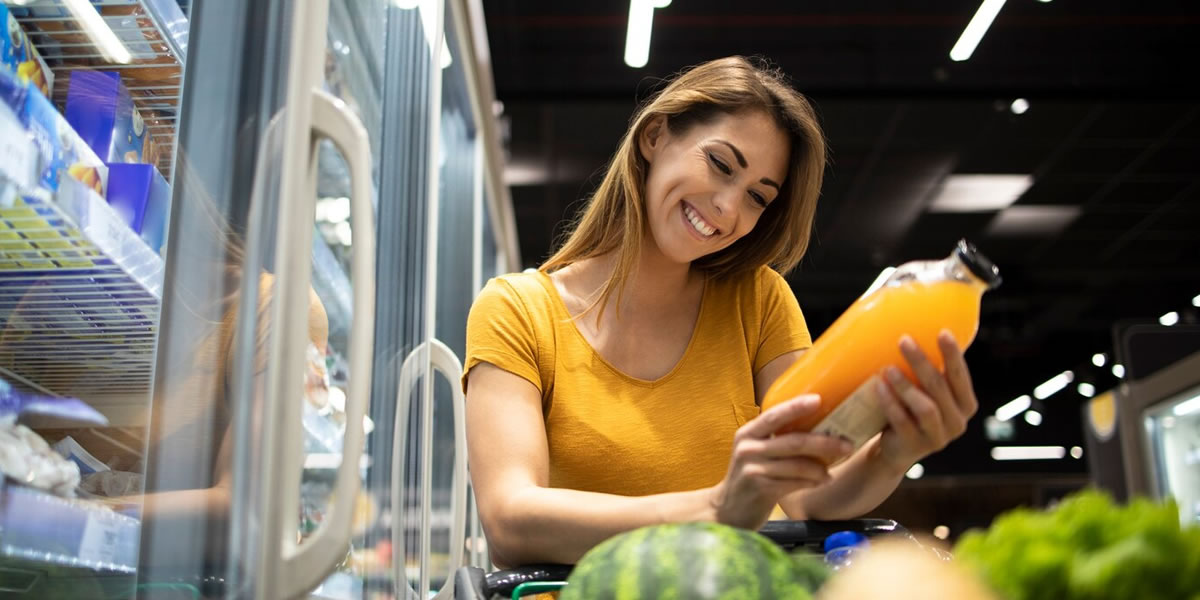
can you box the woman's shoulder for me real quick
[473,270,557,318]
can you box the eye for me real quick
[707,152,732,175]
[749,191,768,208]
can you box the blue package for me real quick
[21,82,107,196]
[64,70,152,165]
[0,378,107,426]
[105,162,171,254]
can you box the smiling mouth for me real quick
[682,202,718,238]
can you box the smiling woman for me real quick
[461,55,984,568]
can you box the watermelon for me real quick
[559,522,813,600]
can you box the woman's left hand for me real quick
[873,330,979,473]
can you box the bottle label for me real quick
[812,375,889,463]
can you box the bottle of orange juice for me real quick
[761,240,1001,451]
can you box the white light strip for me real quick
[1173,394,1200,417]
[63,0,132,64]
[991,446,1066,460]
[624,0,656,68]
[1160,311,1180,326]
[950,0,1006,62]
[995,394,1031,422]
[1033,370,1074,400]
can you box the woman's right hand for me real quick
[710,395,854,530]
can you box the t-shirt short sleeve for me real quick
[463,277,543,394]
[754,267,813,374]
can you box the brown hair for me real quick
[540,56,826,318]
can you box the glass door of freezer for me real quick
[0,0,467,598]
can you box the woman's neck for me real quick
[571,240,699,317]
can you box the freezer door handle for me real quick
[274,88,377,598]
[391,338,469,599]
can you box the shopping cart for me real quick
[452,519,912,600]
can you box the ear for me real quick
[638,114,668,163]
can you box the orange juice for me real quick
[762,240,1001,441]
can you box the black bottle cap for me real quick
[956,239,1002,289]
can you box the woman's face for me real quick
[639,110,790,265]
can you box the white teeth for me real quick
[683,205,716,237]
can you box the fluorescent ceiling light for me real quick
[1160,311,1180,326]
[1010,98,1029,114]
[63,0,132,64]
[1070,446,1083,459]
[1077,382,1096,398]
[1173,394,1200,417]
[1112,364,1126,378]
[1024,410,1043,426]
[624,0,658,68]
[861,266,897,299]
[1092,353,1107,367]
[1033,370,1074,400]
[927,174,1032,212]
[991,446,1066,460]
[950,0,1007,62]
[905,463,925,480]
[995,394,1031,422]
[986,205,1080,237]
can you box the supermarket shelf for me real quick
[0,481,140,574]
[11,0,188,179]
[0,176,163,400]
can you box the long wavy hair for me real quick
[540,56,826,319]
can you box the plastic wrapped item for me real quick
[0,378,108,426]
[79,470,142,497]
[0,422,80,496]
[65,71,158,165]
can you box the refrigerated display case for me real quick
[0,0,516,597]
[1116,351,1200,527]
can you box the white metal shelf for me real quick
[12,0,188,179]
[0,480,140,574]
[0,175,163,400]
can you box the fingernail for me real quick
[886,367,904,383]
[798,395,820,409]
[899,336,916,352]
[840,440,855,455]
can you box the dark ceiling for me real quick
[482,0,1200,477]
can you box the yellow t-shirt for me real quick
[463,265,811,496]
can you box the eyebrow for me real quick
[716,139,781,191]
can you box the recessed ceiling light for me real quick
[1077,383,1096,398]
[1010,98,1030,114]
[927,174,1033,212]
[1024,410,1043,426]
[1092,353,1107,367]
[991,446,1067,460]
[1070,446,1083,459]
[906,463,925,479]
[1112,364,1126,378]
[986,205,1081,237]
[1160,311,1180,326]
[1193,293,1200,308]
[933,525,951,539]
[995,395,1032,422]
[950,0,1007,62]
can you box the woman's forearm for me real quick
[486,485,718,567]
[780,435,907,521]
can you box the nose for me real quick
[710,189,737,226]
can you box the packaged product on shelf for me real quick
[0,421,80,496]
[106,162,171,254]
[1,4,54,98]
[0,75,35,204]
[51,435,109,475]
[22,82,107,196]
[0,376,108,426]
[65,70,157,165]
